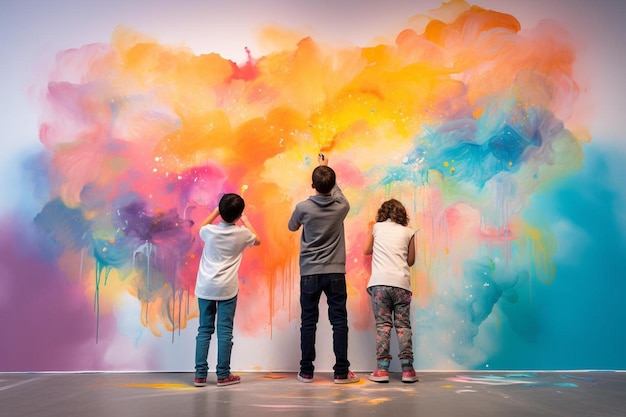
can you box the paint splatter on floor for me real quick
[449,373,578,388]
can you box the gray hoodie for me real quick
[288,184,349,275]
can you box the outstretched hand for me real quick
[318,153,328,166]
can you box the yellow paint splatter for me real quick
[367,397,392,405]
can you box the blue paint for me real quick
[483,144,626,369]
[34,198,92,257]
[405,114,543,189]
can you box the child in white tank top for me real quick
[364,199,419,383]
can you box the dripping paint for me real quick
[1,0,625,372]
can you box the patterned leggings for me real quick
[369,285,414,365]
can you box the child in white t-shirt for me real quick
[364,199,418,383]
[193,193,261,387]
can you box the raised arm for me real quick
[240,213,261,245]
[199,207,220,227]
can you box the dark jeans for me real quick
[299,273,350,376]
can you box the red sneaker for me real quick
[334,370,360,384]
[217,374,241,387]
[368,368,390,383]
[401,368,419,383]
[193,377,207,387]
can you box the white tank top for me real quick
[367,220,415,292]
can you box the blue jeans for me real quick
[299,273,350,376]
[194,296,237,379]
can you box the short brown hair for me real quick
[312,166,336,194]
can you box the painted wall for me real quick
[1,0,625,372]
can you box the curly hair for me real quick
[375,199,409,226]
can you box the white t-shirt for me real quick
[195,222,257,300]
[367,220,415,292]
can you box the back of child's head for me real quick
[219,193,245,223]
[376,199,409,226]
[312,166,336,194]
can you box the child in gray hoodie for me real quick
[288,154,359,384]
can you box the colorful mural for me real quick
[1,0,625,372]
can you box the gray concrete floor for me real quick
[1,371,624,417]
